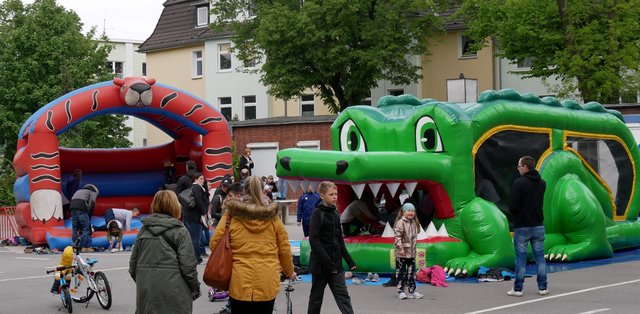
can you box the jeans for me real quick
[200,226,211,254]
[184,220,203,263]
[71,210,92,248]
[513,225,547,291]
[308,272,354,314]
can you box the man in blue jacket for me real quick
[297,186,321,237]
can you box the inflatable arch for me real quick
[276,89,640,275]
[13,77,232,245]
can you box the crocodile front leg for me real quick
[442,198,514,276]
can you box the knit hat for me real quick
[402,203,416,212]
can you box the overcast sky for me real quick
[22,0,165,41]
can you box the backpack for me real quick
[178,187,196,208]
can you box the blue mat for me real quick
[291,243,640,285]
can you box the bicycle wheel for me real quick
[93,271,112,309]
[61,286,73,313]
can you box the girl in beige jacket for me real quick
[393,203,424,300]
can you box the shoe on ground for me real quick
[201,251,209,257]
[371,273,380,282]
[81,247,95,253]
[365,272,374,282]
[218,308,230,314]
[507,289,523,297]
[538,289,549,295]
[409,291,424,299]
[51,289,59,295]
[398,292,408,300]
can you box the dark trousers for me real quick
[184,220,203,263]
[200,225,210,254]
[302,223,310,238]
[93,208,115,231]
[308,272,354,314]
[71,210,91,248]
[395,257,417,293]
[230,297,274,313]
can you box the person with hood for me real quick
[209,175,296,313]
[129,190,201,314]
[507,156,548,297]
[69,184,99,252]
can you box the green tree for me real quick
[459,0,640,103]
[0,0,131,164]
[210,0,449,113]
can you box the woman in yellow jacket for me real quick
[210,175,296,313]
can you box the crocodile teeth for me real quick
[300,181,311,192]
[386,183,401,197]
[368,183,382,197]
[404,182,418,196]
[548,254,555,260]
[351,184,366,199]
[309,181,320,192]
[562,254,568,261]
[288,180,300,194]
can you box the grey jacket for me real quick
[393,217,419,258]
[129,213,200,314]
[69,188,98,215]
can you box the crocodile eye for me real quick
[340,120,366,152]
[415,116,443,152]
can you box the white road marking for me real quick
[16,257,50,261]
[465,278,640,314]
[0,266,129,282]
[578,308,611,314]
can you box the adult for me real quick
[94,207,140,251]
[69,184,99,252]
[183,173,209,264]
[507,156,548,297]
[129,190,201,313]
[163,160,176,184]
[238,147,254,176]
[209,175,233,227]
[209,176,296,313]
[297,186,321,237]
[175,160,198,193]
[63,169,82,219]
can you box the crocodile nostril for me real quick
[279,157,292,171]
[336,160,348,175]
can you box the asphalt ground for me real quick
[1,214,639,314]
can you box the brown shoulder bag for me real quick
[203,213,232,290]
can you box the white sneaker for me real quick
[538,289,549,295]
[409,291,424,299]
[398,292,408,300]
[507,289,523,297]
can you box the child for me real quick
[106,220,124,252]
[50,246,75,294]
[393,203,424,299]
[297,186,321,237]
[308,181,356,314]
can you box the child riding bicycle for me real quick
[50,246,75,294]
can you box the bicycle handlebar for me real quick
[46,265,74,274]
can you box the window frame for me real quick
[459,34,477,59]
[243,95,257,120]
[192,50,203,79]
[196,6,209,28]
[218,43,232,72]
[300,94,315,117]
[107,61,124,79]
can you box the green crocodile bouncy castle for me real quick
[276,89,640,276]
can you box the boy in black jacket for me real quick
[308,181,356,314]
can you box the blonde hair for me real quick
[394,203,422,230]
[244,176,267,206]
[318,181,337,194]
[244,147,251,154]
[151,190,181,218]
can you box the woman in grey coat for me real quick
[129,190,201,313]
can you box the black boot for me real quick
[382,274,398,287]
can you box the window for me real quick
[219,43,231,71]
[300,94,314,117]
[192,51,203,78]
[621,90,639,104]
[388,89,404,96]
[516,57,533,69]
[107,61,124,79]
[142,62,147,76]
[243,57,257,68]
[196,6,208,27]
[219,97,232,121]
[243,95,256,120]
[460,35,477,58]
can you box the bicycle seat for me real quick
[86,258,98,266]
